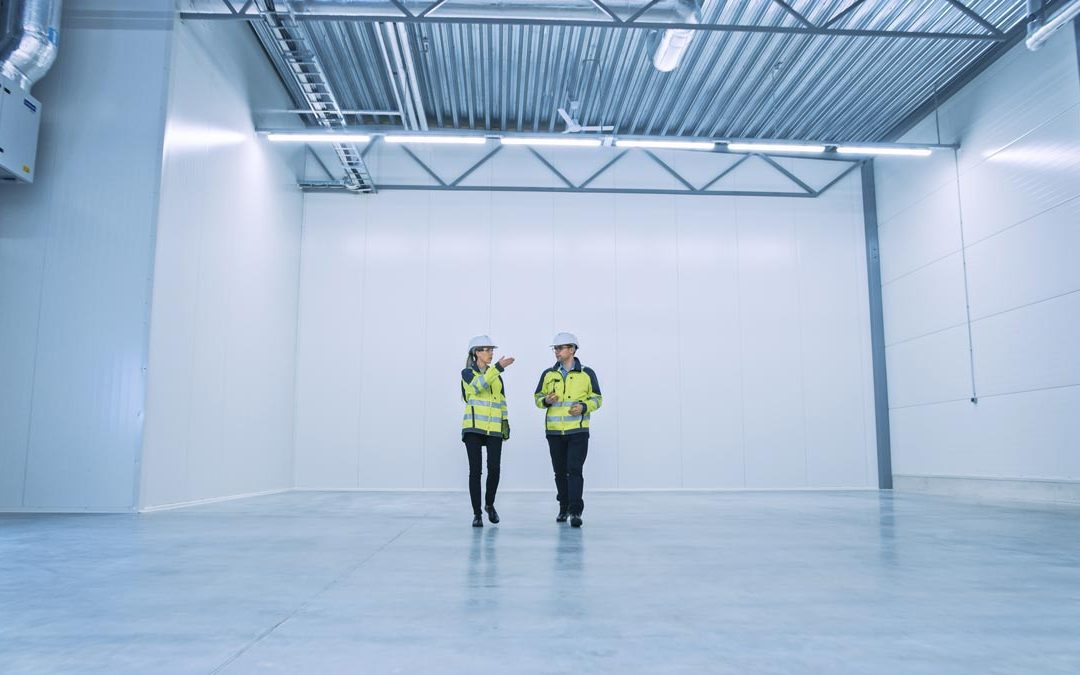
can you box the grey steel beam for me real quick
[757,153,816,194]
[180,6,1007,42]
[699,155,750,191]
[821,0,867,29]
[626,0,665,23]
[643,150,697,191]
[860,161,893,490]
[941,0,1006,37]
[527,148,577,188]
[814,161,861,196]
[399,145,448,186]
[577,150,630,188]
[370,185,818,197]
[450,145,503,186]
[770,0,817,29]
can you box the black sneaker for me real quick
[472,514,483,527]
[570,514,583,528]
[556,509,569,523]
[485,505,500,524]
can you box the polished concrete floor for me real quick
[2,490,1080,674]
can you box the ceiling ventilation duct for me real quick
[1025,0,1080,50]
[0,0,62,183]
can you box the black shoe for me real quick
[485,505,500,524]
[556,509,569,523]
[570,514,583,528]
[472,514,483,527]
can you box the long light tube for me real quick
[616,139,715,151]
[726,142,826,154]
[267,132,371,143]
[501,136,603,147]
[385,134,487,145]
[836,146,933,157]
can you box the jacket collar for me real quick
[551,357,582,373]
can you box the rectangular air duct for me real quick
[0,71,41,181]
[0,0,62,183]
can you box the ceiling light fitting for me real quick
[384,134,488,144]
[267,132,372,143]
[836,146,933,157]
[616,139,715,150]
[726,142,827,154]
[502,137,603,147]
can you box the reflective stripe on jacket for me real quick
[533,358,602,436]
[461,364,507,437]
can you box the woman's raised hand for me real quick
[497,356,515,368]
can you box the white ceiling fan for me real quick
[557,107,613,134]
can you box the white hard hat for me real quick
[550,332,579,347]
[468,335,497,350]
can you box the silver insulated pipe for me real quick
[0,0,63,91]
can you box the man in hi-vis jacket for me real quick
[534,332,602,528]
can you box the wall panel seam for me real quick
[881,248,964,287]
[968,287,1080,324]
[962,191,1080,249]
[890,381,1080,410]
[885,320,969,348]
[955,101,1080,175]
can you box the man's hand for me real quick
[498,356,515,368]
[569,403,584,416]
[544,392,560,405]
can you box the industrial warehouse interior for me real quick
[1,0,1079,672]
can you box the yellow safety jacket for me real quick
[533,358,602,436]
[461,364,508,437]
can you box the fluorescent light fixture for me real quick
[266,132,371,143]
[616,139,715,151]
[837,146,933,157]
[384,134,487,145]
[501,136,603,148]
[726,142,826,154]
[653,28,696,72]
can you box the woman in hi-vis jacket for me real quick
[461,335,514,527]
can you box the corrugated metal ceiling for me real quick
[256,0,1030,142]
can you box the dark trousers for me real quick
[547,433,589,515]
[463,433,502,515]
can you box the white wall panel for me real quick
[874,117,958,223]
[294,149,877,491]
[550,194,620,489]
[885,326,972,408]
[957,106,1080,244]
[964,197,1080,320]
[875,26,1080,491]
[0,1,174,511]
[293,196,367,488]
[891,386,1080,480]
[356,194,430,487]
[878,182,963,284]
[972,292,1080,397]
[736,200,807,487]
[422,191,493,488]
[489,192,557,490]
[613,195,681,488]
[139,19,303,508]
[674,198,744,488]
[943,32,1080,173]
[881,253,968,345]
[796,176,875,487]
